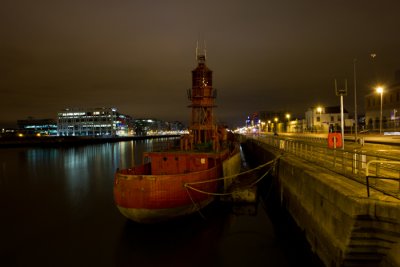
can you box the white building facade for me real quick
[57,107,129,136]
[305,106,349,133]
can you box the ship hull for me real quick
[115,198,213,223]
[113,150,240,223]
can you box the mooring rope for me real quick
[184,156,280,187]
[249,166,273,187]
[184,156,280,196]
[184,155,280,220]
[184,186,206,220]
[184,167,274,196]
[184,185,236,196]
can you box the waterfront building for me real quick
[305,106,349,133]
[17,118,58,136]
[133,119,186,136]
[364,71,400,132]
[287,119,307,133]
[257,111,288,132]
[57,107,132,136]
[258,111,287,124]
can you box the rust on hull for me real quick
[113,150,237,222]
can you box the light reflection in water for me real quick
[0,138,322,267]
[21,140,163,207]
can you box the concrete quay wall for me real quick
[245,139,400,267]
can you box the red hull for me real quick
[113,151,229,223]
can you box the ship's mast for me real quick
[187,43,218,149]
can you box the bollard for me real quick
[356,137,365,146]
[353,151,358,174]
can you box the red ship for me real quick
[113,48,241,223]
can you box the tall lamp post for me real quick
[316,106,322,132]
[376,86,384,134]
[353,59,358,141]
[335,79,347,150]
[286,113,290,132]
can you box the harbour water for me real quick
[0,138,322,267]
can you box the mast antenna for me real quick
[196,41,199,61]
[204,40,207,60]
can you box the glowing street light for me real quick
[376,86,384,134]
[258,120,264,134]
[267,120,271,132]
[315,106,322,132]
[285,113,291,132]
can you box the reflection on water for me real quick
[115,202,280,267]
[0,139,321,267]
[116,204,229,267]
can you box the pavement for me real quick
[274,132,400,157]
[345,133,400,145]
[343,134,400,158]
[277,133,400,200]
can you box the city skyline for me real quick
[1,0,400,128]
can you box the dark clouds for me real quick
[1,0,400,127]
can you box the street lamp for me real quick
[286,113,291,132]
[274,117,278,133]
[316,106,322,132]
[353,59,358,142]
[376,86,384,134]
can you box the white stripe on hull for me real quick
[116,198,214,223]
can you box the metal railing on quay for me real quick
[246,134,400,199]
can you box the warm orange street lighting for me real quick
[285,113,291,132]
[376,86,384,134]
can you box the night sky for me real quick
[1,0,400,128]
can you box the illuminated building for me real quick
[57,107,131,136]
[305,106,349,132]
[17,118,58,136]
[133,119,186,136]
[257,111,288,132]
[364,71,400,132]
